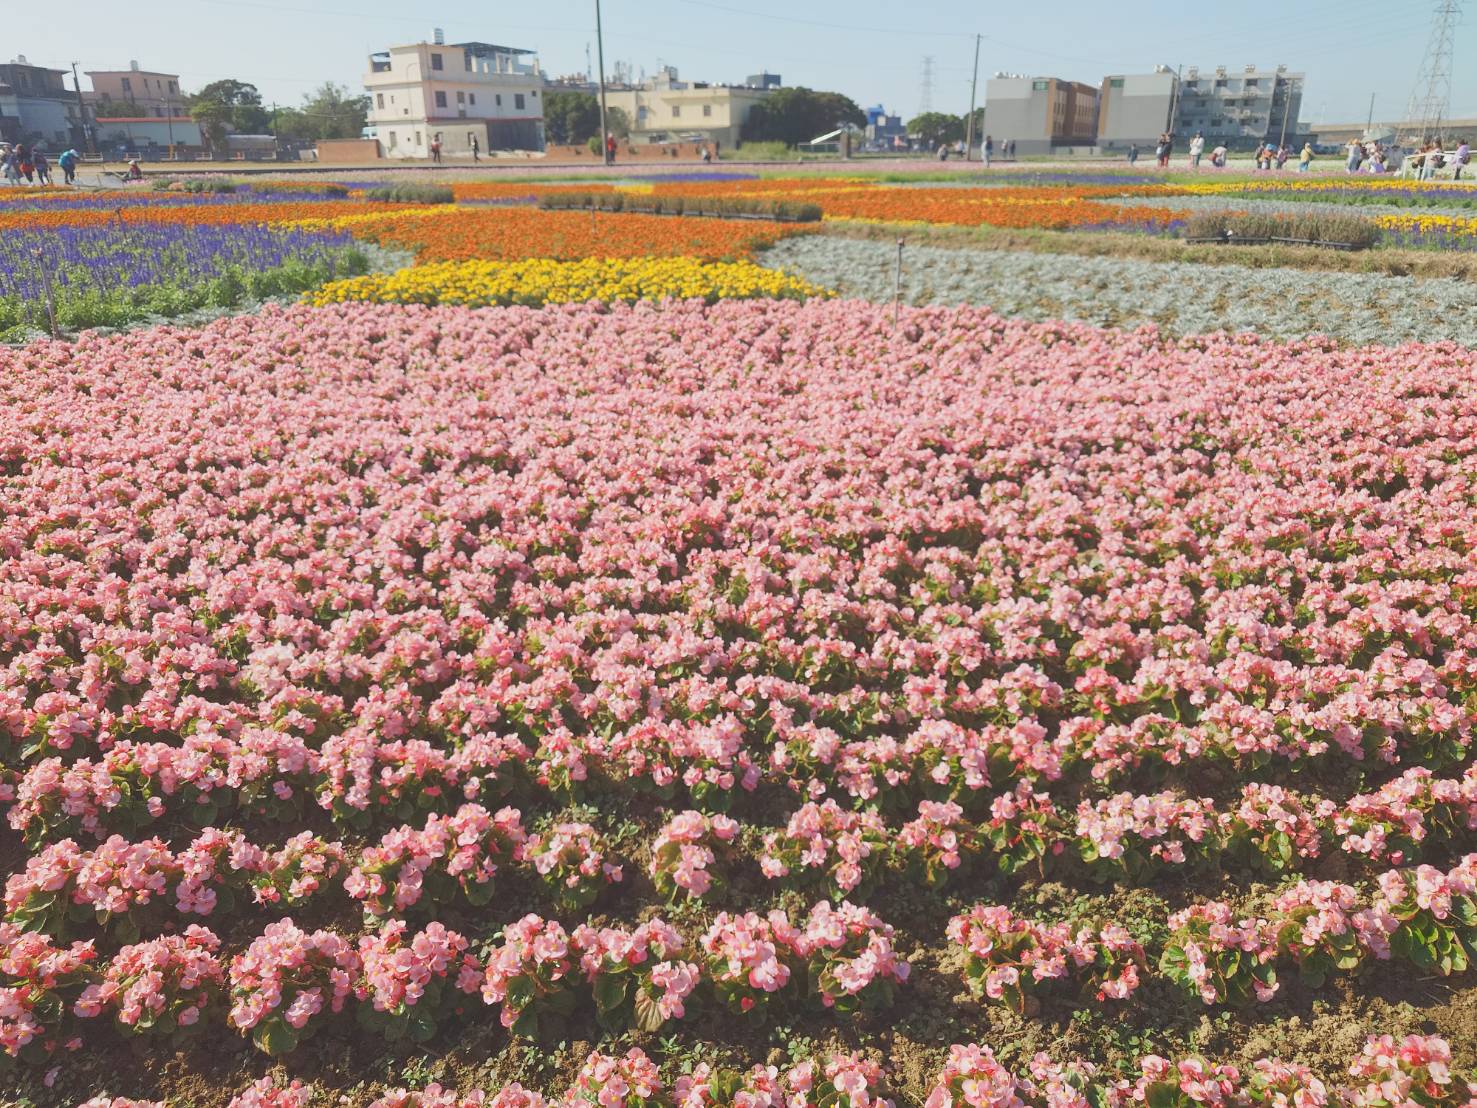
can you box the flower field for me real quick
[303,257,825,308]
[2,285,1477,1106]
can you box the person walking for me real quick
[1298,141,1314,173]
[32,148,51,185]
[1189,131,1205,168]
[1276,144,1291,170]
[983,134,993,167]
[1346,139,1363,173]
[470,136,480,162]
[58,147,79,185]
[1,144,17,186]
[605,133,617,163]
[1154,133,1168,168]
[1455,137,1470,180]
[1127,142,1138,165]
[429,138,442,164]
[17,143,34,184]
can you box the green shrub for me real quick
[364,183,454,204]
[1182,209,1379,249]
[538,191,821,222]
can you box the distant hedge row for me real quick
[539,191,822,223]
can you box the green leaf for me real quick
[408,1006,438,1042]
[593,974,628,1018]
[253,1017,301,1057]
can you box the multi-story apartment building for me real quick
[86,63,186,119]
[1174,65,1305,148]
[0,56,84,147]
[1096,68,1178,151]
[982,75,1099,154]
[364,32,545,157]
[601,67,774,149]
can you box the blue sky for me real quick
[12,0,1475,125]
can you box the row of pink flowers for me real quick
[335,1033,1474,1108]
[66,1031,1476,1108]
[945,853,1477,1012]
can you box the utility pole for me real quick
[1167,64,1182,135]
[1277,77,1294,149]
[595,0,611,164]
[70,62,93,154]
[964,34,981,161]
[1366,92,1376,136]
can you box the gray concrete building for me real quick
[1174,65,1305,148]
[983,74,1099,155]
[0,56,85,147]
[1096,68,1177,151]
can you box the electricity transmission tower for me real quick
[919,56,935,114]
[1402,0,1462,144]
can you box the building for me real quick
[0,56,84,147]
[1174,65,1306,149]
[86,62,186,119]
[983,74,1099,154]
[1096,68,1177,151]
[364,30,545,157]
[602,67,774,149]
[864,104,907,151]
[92,116,201,152]
[1314,117,1477,146]
[745,71,782,89]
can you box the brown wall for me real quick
[316,138,383,163]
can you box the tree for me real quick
[543,90,601,145]
[273,83,369,143]
[190,98,232,155]
[740,87,865,147]
[908,112,965,149]
[189,79,270,134]
[606,105,630,139]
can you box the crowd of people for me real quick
[1379,136,1471,179]
[0,142,75,185]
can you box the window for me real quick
[1246,78,1260,88]
[1110,78,1125,88]
[1180,79,1194,89]
[465,54,472,71]
[388,131,397,148]
[415,131,422,145]
[469,93,476,104]
[376,93,385,109]
[514,93,525,110]
[531,89,537,97]
[121,77,132,92]
[672,105,681,118]
[169,81,177,93]
[456,90,464,103]
[1033,80,1049,90]
[703,104,711,117]
[496,94,502,106]
[435,91,447,108]
[431,53,443,71]
[1215,78,1227,88]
